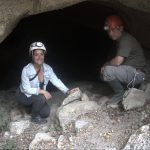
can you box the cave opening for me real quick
[0,1,124,90]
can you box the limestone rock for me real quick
[0,0,84,43]
[57,135,70,149]
[62,88,82,106]
[57,100,99,130]
[10,120,30,135]
[122,88,146,110]
[3,131,11,139]
[0,0,150,51]
[123,124,150,150]
[144,83,150,100]
[81,93,90,101]
[75,118,95,133]
[10,108,23,121]
[29,132,57,150]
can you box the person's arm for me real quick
[109,56,125,66]
[101,56,124,74]
[21,67,39,95]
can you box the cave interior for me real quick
[0,1,132,90]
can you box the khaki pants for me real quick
[101,65,145,86]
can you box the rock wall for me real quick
[0,0,85,43]
[97,0,150,49]
[0,0,150,49]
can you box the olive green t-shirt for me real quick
[117,32,146,69]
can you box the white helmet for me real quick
[29,42,46,55]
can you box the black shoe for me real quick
[31,116,47,124]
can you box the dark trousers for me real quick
[16,89,50,118]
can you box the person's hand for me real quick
[67,87,79,95]
[39,89,52,100]
[43,91,52,100]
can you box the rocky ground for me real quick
[0,81,150,150]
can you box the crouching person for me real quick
[16,42,76,124]
[100,15,146,108]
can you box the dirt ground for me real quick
[0,81,150,150]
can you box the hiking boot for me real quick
[31,115,47,124]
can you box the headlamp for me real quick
[34,42,43,47]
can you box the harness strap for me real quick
[29,67,41,81]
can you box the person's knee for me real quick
[102,66,115,81]
[33,95,46,105]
